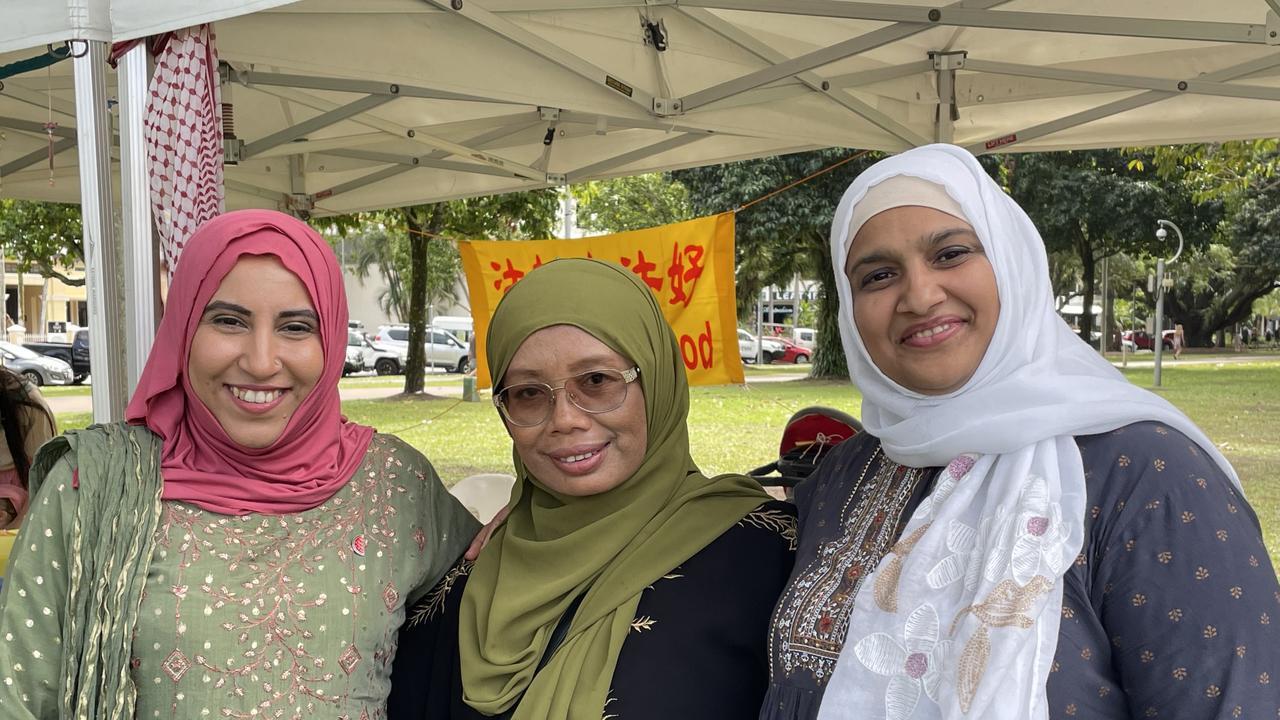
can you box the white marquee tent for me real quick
[2,0,1279,417]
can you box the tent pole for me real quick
[73,41,128,422]
[117,41,161,396]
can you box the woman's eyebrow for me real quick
[925,226,979,247]
[278,309,320,322]
[846,249,894,274]
[203,300,250,316]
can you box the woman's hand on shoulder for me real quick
[465,505,511,560]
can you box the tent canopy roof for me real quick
[3,0,1280,215]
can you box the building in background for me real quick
[3,259,87,340]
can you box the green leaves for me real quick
[0,199,85,285]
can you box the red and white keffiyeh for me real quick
[145,25,225,276]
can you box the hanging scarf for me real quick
[459,258,770,719]
[817,144,1239,720]
[125,209,374,515]
[29,422,165,720]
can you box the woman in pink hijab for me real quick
[0,210,479,720]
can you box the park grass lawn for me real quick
[53,361,1280,567]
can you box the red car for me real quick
[1121,329,1175,351]
[769,336,811,364]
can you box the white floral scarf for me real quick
[817,144,1239,720]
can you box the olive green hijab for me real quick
[459,258,770,719]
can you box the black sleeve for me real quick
[388,559,475,720]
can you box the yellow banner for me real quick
[460,213,744,388]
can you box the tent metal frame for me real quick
[8,0,1278,420]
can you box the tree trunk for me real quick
[401,207,442,395]
[809,231,848,380]
[1076,237,1096,343]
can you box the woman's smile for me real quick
[546,441,610,475]
[898,316,967,348]
[226,385,290,412]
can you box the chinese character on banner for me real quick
[619,250,663,292]
[666,242,706,307]
[489,255,545,293]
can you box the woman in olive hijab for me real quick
[389,258,796,719]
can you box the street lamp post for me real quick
[1153,219,1185,387]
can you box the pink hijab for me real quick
[125,209,374,515]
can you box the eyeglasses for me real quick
[493,367,641,427]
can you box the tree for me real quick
[570,174,692,233]
[1159,180,1280,346]
[1004,150,1216,343]
[1145,141,1280,344]
[328,190,559,395]
[0,200,85,286]
[674,150,884,379]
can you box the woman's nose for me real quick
[545,388,592,432]
[897,267,946,315]
[241,331,281,377]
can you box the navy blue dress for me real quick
[763,422,1280,719]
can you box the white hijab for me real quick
[817,144,1238,720]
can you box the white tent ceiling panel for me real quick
[0,0,300,55]
[3,0,1280,216]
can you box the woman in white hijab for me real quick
[762,144,1279,720]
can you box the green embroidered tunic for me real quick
[0,433,479,720]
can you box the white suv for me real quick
[373,325,470,373]
[737,329,783,364]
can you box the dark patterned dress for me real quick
[763,422,1280,720]
[389,501,797,719]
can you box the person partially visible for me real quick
[764,145,1279,720]
[0,367,56,529]
[0,210,478,719]
[390,258,796,719]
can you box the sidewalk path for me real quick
[1109,354,1277,369]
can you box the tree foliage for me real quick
[325,190,559,394]
[0,200,85,285]
[674,150,884,379]
[570,174,692,233]
[1004,150,1217,342]
[1147,141,1280,343]
[1159,181,1280,345]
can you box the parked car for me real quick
[21,328,90,383]
[737,329,784,364]
[0,340,75,386]
[1121,329,1175,351]
[345,331,373,375]
[792,327,817,350]
[373,324,470,373]
[346,331,408,376]
[769,336,811,364]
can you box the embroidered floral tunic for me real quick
[763,422,1280,720]
[388,500,797,719]
[0,433,479,720]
